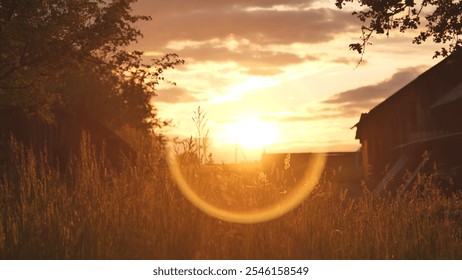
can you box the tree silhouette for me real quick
[336,0,462,60]
[0,0,183,132]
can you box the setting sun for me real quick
[222,119,279,149]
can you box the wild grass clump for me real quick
[0,135,200,259]
[1,134,461,259]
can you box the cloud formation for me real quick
[131,0,362,78]
[154,87,201,103]
[167,43,317,75]
[143,0,316,14]
[211,66,430,125]
[138,6,358,47]
[321,66,429,117]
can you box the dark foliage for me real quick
[336,0,462,60]
[0,0,184,133]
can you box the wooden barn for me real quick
[0,108,136,172]
[354,50,462,192]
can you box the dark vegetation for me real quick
[1,0,462,259]
[0,0,182,174]
[1,138,462,259]
[336,0,462,60]
[0,0,183,130]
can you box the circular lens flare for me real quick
[167,150,326,224]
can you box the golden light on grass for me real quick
[167,149,326,224]
[3,137,462,258]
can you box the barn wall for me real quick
[0,109,135,172]
[356,52,462,178]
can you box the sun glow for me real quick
[222,119,279,148]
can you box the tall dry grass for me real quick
[0,135,199,259]
[1,134,461,259]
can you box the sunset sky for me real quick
[132,0,443,162]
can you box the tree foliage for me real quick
[336,0,462,59]
[0,0,183,132]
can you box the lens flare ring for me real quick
[167,150,326,224]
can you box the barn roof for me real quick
[358,50,462,121]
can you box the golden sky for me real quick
[132,0,443,162]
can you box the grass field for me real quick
[1,136,462,259]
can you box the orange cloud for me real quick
[321,66,429,117]
[155,87,202,103]
[134,1,360,48]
